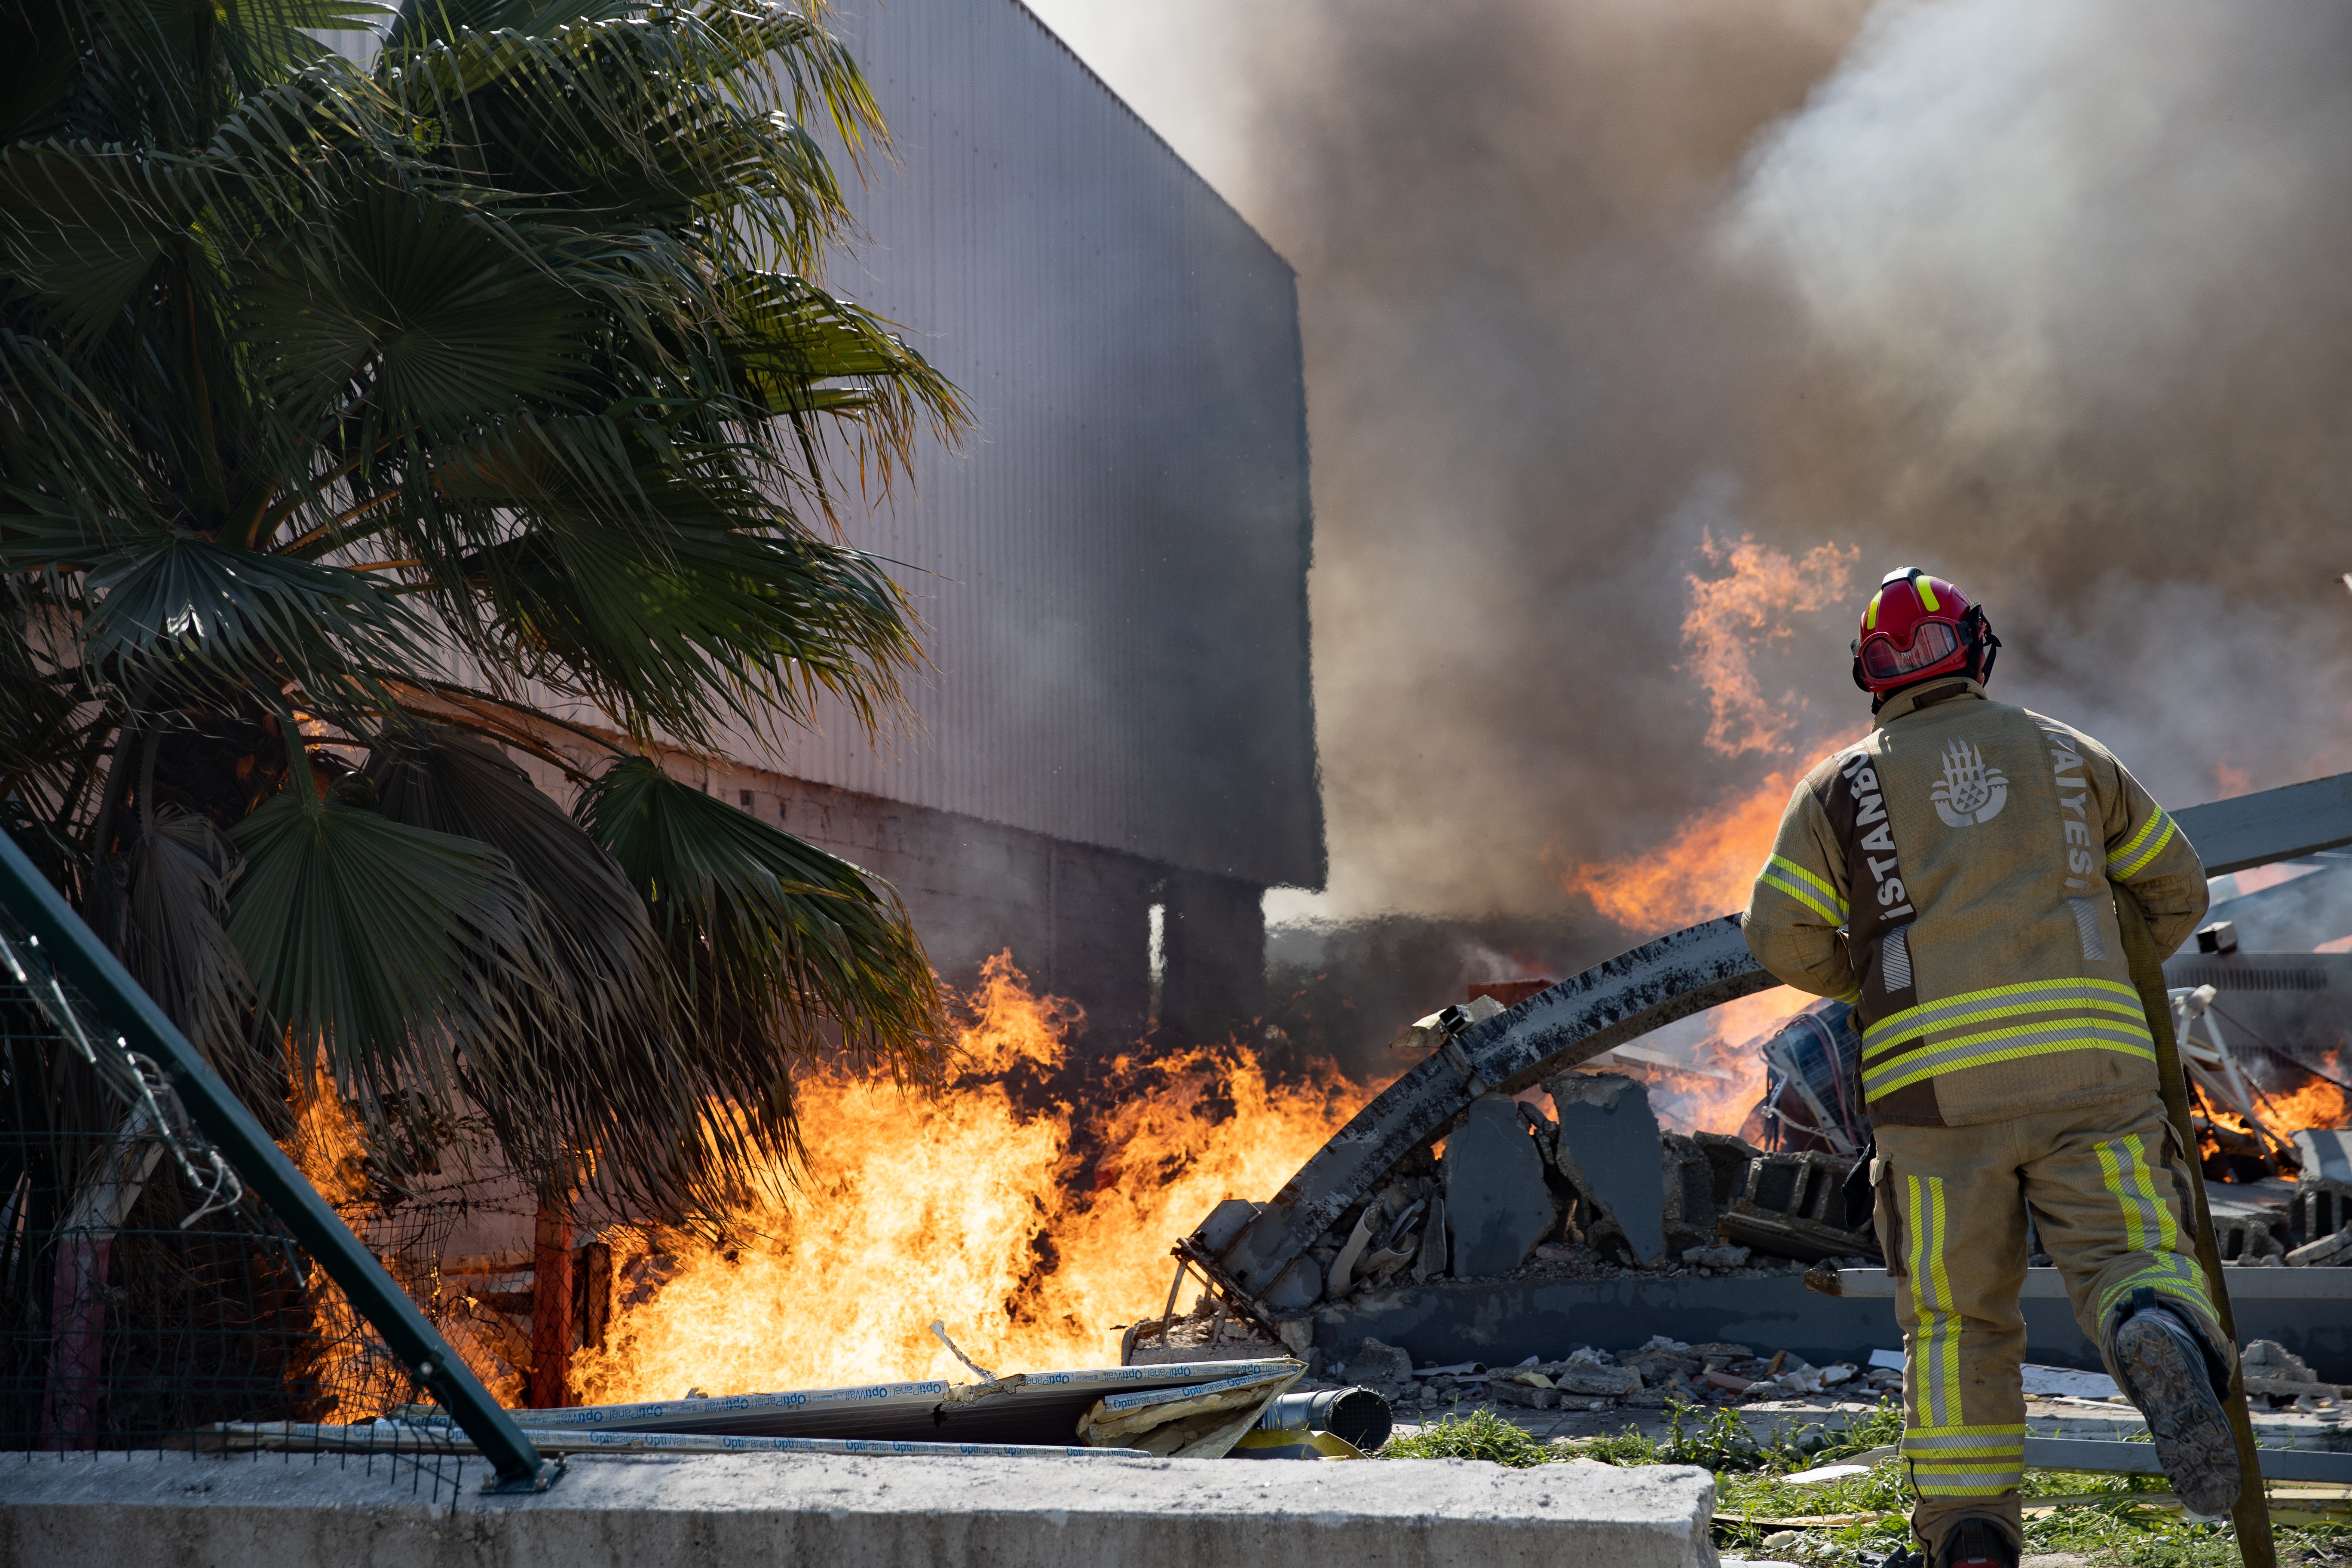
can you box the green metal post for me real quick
[0,829,557,1491]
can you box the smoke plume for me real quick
[1031,0,2352,934]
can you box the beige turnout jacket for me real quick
[1742,678,2208,1127]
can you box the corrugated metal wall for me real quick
[759,0,1323,891]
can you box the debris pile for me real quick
[2238,1338,2352,1409]
[1286,1066,1879,1311]
[1237,982,2352,1329]
[1337,1333,1896,1418]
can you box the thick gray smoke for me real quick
[1036,0,2352,931]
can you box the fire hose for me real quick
[2115,887,2275,1567]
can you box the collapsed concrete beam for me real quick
[1204,915,1774,1299]
[0,1450,1724,1568]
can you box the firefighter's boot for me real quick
[1934,1516,2018,1568]
[2110,1303,2241,1518]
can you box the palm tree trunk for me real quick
[40,1102,164,1449]
[527,1193,573,1409]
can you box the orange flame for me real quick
[1617,987,1803,1138]
[1546,533,1870,1136]
[571,956,1376,1401]
[1552,770,1802,934]
[1683,533,1859,757]
[282,1072,527,1414]
[1548,769,1816,1136]
[2259,1073,2352,1136]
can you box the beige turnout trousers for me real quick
[1873,1094,2231,1553]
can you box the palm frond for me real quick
[435,433,923,746]
[365,722,733,1206]
[578,753,940,1080]
[367,723,662,1027]
[78,535,431,723]
[226,780,565,1119]
[235,184,597,439]
[106,808,274,1106]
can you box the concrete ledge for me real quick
[0,1450,1721,1568]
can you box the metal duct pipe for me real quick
[1256,1387,1393,1453]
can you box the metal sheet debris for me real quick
[515,1360,1302,1450]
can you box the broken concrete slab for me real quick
[1660,1134,1718,1257]
[2297,1130,2352,1188]
[0,1449,1724,1568]
[1343,1336,1416,1392]
[1545,1074,1667,1266]
[1447,1096,1559,1278]
[1417,1196,1450,1281]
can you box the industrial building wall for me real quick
[756,0,1323,894]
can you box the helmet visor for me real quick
[1859,618,1961,682]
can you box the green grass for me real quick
[1375,1396,2352,1568]
[1378,1406,1555,1466]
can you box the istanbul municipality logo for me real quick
[1932,738,2009,827]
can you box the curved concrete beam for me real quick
[1206,914,1774,1298]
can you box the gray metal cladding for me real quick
[771,0,1323,890]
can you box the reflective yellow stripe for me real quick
[1759,872,1840,925]
[1770,855,1846,913]
[1866,592,1882,631]
[1903,1431,2025,1455]
[1904,1173,1958,1429]
[1905,1424,2024,1498]
[1914,574,1940,612]
[1761,856,1846,925]
[1863,977,2146,1053]
[2132,1139,2179,1252]
[2096,1258,2214,1327]
[2096,1140,2144,1253]
[1912,1471,2023,1497]
[1866,1010,2154,1069]
[2108,807,2177,880]
[1865,1029,2153,1096]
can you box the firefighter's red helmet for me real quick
[1851,568,1999,697]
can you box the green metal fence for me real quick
[0,828,554,1492]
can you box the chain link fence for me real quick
[0,895,496,1499]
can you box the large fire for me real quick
[1680,533,1858,758]
[1542,536,1869,1137]
[1547,768,1840,1137]
[1553,771,1801,936]
[2258,1072,2352,1134]
[570,956,1375,1401]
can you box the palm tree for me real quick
[0,0,967,1227]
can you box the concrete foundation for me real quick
[0,1450,1718,1568]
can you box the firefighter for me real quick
[1741,567,2233,1568]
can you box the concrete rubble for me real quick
[1447,1097,1559,1277]
[0,1449,1724,1568]
[1542,1074,1668,1265]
